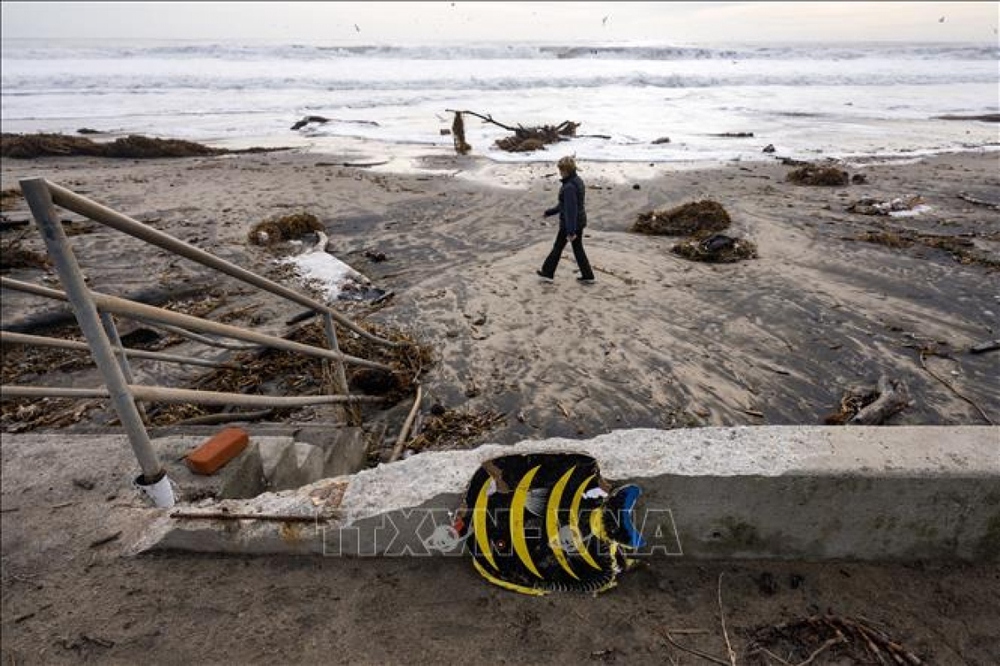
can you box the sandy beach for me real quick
[3,147,998,439]
[2,145,1000,664]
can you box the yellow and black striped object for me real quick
[453,453,644,596]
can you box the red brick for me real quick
[185,427,249,475]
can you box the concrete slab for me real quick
[158,434,294,502]
[130,426,1000,561]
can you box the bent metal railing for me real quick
[1,177,400,506]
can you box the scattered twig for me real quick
[718,573,737,666]
[389,383,423,463]
[172,409,274,426]
[919,350,993,425]
[661,628,731,665]
[795,635,846,665]
[88,531,122,549]
[169,511,325,523]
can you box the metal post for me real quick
[20,178,169,498]
[100,311,149,425]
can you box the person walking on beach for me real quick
[538,155,595,284]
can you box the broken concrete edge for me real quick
[126,425,1000,561]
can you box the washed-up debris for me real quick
[452,112,472,155]
[748,614,923,665]
[1,133,222,159]
[847,195,929,216]
[406,406,505,452]
[291,115,330,131]
[631,200,732,236]
[824,375,910,425]
[852,228,997,268]
[1,188,22,210]
[248,212,324,246]
[1,232,49,271]
[786,164,850,186]
[671,233,758,263]
[146,319,431,428]
[291,115,380,131]
[970,339,1000,354]
[445,109,603,154]
[277,230,387,303]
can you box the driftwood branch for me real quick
[389,383,423,462]
[919,350,993,425]
[444,109,591,153]
[445,109,519,132]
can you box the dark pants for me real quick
[541,228,594,280]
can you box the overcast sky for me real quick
[2,1,997,44]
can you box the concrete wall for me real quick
[132,426,1000,561]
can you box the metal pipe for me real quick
[0,331,239,369]
[100,311,149,425]
[45,180,399,348]
[19,177,163,483]
[134,319,260,350]
[2,276,392,372]
[90,291,392,371]
[1,384,385,407]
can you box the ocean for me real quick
[2,39,998,169]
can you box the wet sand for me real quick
[3,149,998,440]
[2,148,1000,665]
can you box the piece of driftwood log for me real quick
[826,375,910,425]
[970,339,1000,354]
[958,192,1000,210]
[291,115,330,130]
[291,116,381,131]
[451,112,471,155]
[849,375,910,425]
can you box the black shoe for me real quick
[536,270,554,283]
[577,277,595,284]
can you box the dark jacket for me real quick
[545,172,587,236]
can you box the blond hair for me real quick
[557,155,577,174]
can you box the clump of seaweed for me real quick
[248,212,325,246]
[786,164,850,186]
[854,227,998,268]
[632,200,732,236]
[671,233,758,263]
[494,121,578,153]
[406,407,506,452]
[1,133,221,159]
[146,319,433,427]
[0,231,49,272]
[1,188,22,211]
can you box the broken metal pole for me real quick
[19,177,167,492]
